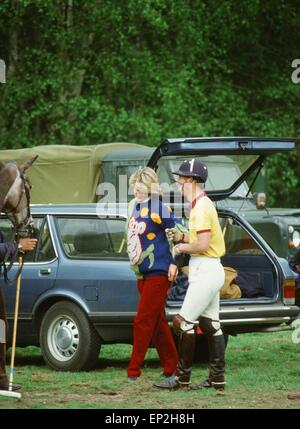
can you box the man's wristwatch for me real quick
[18,243,23,251]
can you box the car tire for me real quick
[193,333,229,363]
[39,301,101,371]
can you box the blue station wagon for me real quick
[1,202,299,371]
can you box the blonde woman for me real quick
[126,167,179,381]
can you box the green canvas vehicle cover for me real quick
[0,143,144,204]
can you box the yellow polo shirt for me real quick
[189,195,225,258]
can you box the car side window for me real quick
[105,219,128,257]
[56,217,128,259]
[220,217,263,256]
[35,219,56,262]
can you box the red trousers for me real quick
[127,275,178,378]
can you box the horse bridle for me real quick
[4,168,34,237]
[0,167,34,284]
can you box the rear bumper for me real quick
[221,303,300,323]
[89,304,300,325]
[166,303,300,333]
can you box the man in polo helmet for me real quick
[154,158,226,393]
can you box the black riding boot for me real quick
[175,332,195,387]
[153,332,195,389]
[208,334,226,390]
[191,334,225,391]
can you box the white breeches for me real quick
[179,256,225,323]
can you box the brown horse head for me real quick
[0,155,38,236]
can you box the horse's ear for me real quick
[19,155,38,172]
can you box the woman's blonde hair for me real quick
[129,167,161,196]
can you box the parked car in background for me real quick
[1,199,299,371]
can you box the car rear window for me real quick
[157,154,258,198]
[56,216,128,259]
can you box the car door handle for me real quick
[39,268,51,275]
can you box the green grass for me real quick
[1,331,300,409]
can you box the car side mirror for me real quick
[255,192,267,210]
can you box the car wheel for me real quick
[193,333,229,363]
[39,301,101,371]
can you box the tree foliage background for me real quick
[0,0,299,206]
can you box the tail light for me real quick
[283,279,296,305]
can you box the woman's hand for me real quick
[168,263,178,282]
